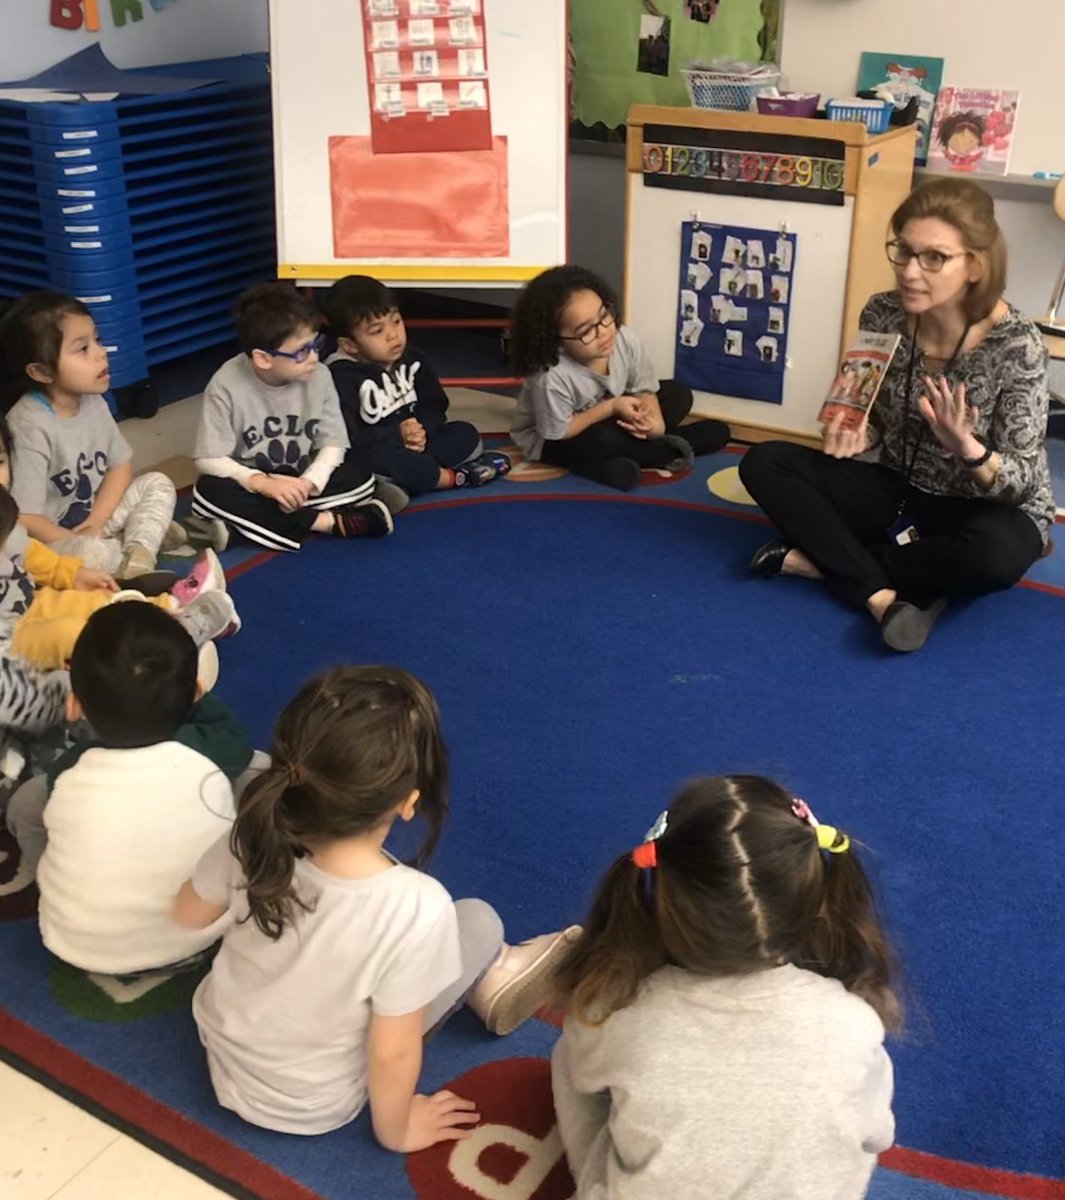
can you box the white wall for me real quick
[0,0,268,79]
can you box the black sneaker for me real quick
[333,499,394,538]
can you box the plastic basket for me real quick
[825,98,892,134]
[683,69,782,112]
[756,92,820,118]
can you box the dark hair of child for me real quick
[0,485,18,545]
[554,775,901,1030]
[234,283,321,356]
[232,666,450,940]
[0,292,92,413]
[319,275,400,338]
[510,265,620,378]
[69,603,199,750]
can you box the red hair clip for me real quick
[632,840,658,870]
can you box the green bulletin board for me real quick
[570,0,774,130]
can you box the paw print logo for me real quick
[253,439,309,476]
[59,472,94,529]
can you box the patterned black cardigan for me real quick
[861,291,1055,542]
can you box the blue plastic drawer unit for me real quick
[0,54,276,411]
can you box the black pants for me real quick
[739,440,1044,608]
[540,381,729,475]
[191,460,375,553]
[366,421,481,495]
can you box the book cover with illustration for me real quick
[857,52,944,165]
[819,332,902,430]
[927,87,1020,176]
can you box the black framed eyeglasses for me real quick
[886,240,970,274]
[560,305,617,346]
[262,332,326,362]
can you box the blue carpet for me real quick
[2,475,1064,1198]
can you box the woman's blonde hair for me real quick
[890,177,1007,322]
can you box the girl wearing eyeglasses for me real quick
[741,178,1054,652]
[509,266,730,491]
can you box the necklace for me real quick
[896,314,972,512]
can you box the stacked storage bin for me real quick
[0,55,275,406]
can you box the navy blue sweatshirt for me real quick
[326,347,450,455]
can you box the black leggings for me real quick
[540,381,728,475]
[739,440,1044,608]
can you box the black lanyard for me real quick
[898,315,971,493]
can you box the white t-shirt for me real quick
[190,838,462,1135]
[38,743,236,974]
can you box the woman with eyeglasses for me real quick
[740,178,1054,652]
[509,266,730,491]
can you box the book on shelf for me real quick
[856,52,944,166]
[819,331,901,430]
[927,87,1021,177]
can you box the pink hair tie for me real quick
[632,841,658,870]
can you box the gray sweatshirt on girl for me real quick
[552,964,893,1200]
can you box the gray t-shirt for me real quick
[8,392,131,529]
[190,836,462,1135]
[194,353,349,476]
[552,964,894,1200]
[511,326,659,461]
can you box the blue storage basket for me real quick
[825,98,892,134]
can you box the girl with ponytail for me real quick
[551,775,900,1200]
[174,665,577,1149]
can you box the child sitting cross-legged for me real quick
[322,275,510,498]
[17,602,261,975]
[2,292,182,594]
[192,283,395,554]
[175,666,576,1146]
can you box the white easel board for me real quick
[269,0,567,287]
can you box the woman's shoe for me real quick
[880,598,947,653]
[749,538,791,578]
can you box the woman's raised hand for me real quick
[918,375,979,458]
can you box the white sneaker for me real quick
[186,515,230,554]
[467,925,581,1035]
[161,520,189,552]
[174,592,241,646]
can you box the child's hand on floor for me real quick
[397,1090,480,1152]
[73,568,118,593]
[400,418,427,453]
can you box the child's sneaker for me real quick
[478,451,512,477]
[169,549,226,608]
[161,520,189,553]
[454,459,498,488]
[185,515,230,554]
[174,592,241,645]
[332,499,394,538]
[373,477,410,516]
[467,926,581,1035]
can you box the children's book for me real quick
[819,332,901,430]
[927,87,1021,177]
[856,52,944,166]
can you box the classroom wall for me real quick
[567,150,1065,391]
[0,0,268,79]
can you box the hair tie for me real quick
[791,797,850,854]
[285,761,306,788]
[631,809,669,870]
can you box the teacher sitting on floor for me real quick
[739,177,1054,653]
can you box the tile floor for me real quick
[1,384,514,1200]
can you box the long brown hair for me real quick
[232,666,449,939]
[554,776,901,1029]
[889,177,1006,322]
